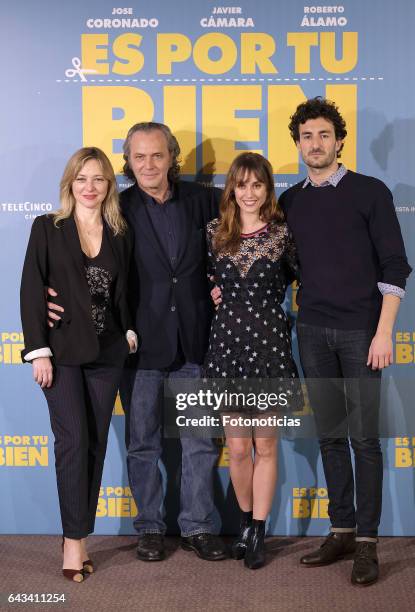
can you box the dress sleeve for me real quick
[206,221,217,283]
[282,229,301,286]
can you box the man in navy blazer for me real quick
[118,122,226,561]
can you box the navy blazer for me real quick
[120,181,220,369]
[20,214,134,365]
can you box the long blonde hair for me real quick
[214,152,283,254]
[53,147,127,235]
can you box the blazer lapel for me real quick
[60,216,92,312]
[104,222,125,305]
[175,186,194,270]
[61,216,87,278]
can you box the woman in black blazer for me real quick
[20,147,137,582]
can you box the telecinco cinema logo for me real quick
[0,201,53,220]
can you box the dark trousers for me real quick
[120,362,218,536]
[43,363,124,539]
[296,323,382,539]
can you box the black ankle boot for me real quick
[231,510,253,560]
[244,519,266,569]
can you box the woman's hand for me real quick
[127,336,137,352]
[32,357,53,388]
[211,285,222,308]
[126,330,138,353]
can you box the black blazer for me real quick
[20,214,134,365]
[120,181,220,369]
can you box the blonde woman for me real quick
[20,147,137,581]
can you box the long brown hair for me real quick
[54,147,127,235]
[213,152,283,254]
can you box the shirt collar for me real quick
[302,164,347,188]
[137,182,174,207]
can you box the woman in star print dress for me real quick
[203,152,302,569]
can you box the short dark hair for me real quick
[288,97,347,157]
[122,122,181,183]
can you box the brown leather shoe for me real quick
[351,542,379,586]
[300,532,356,567]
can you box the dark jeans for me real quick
[43,363,124,539]
[297,323,382,539]
[120,362,218,536]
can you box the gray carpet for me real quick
[1,536,415,611]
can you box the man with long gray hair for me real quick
[119,122,226,562]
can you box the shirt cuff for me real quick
[126,330,138,353]
[377,282,405,299]
[24,347,53,362]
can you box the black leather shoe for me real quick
[181,533,227,561]
[136,533,165,562]
[244,520,266,570]
[351,542,379,586]
[231,513,252,560]
[300,532,356,567]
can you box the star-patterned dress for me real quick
[203,218,303,412]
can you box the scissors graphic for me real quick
[65,57,98,82]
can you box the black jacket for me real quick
[120,181,220,369]
[20,214,134,365]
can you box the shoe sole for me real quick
[136,552,166,562]
[244,561,264,570]
[181,542,227,561]
[351,575,379,587]
[300,550,358,567]
[300,555,345,567]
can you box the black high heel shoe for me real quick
[231,511,253,560]
[244,520,266,570]
[61,537,85,583]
